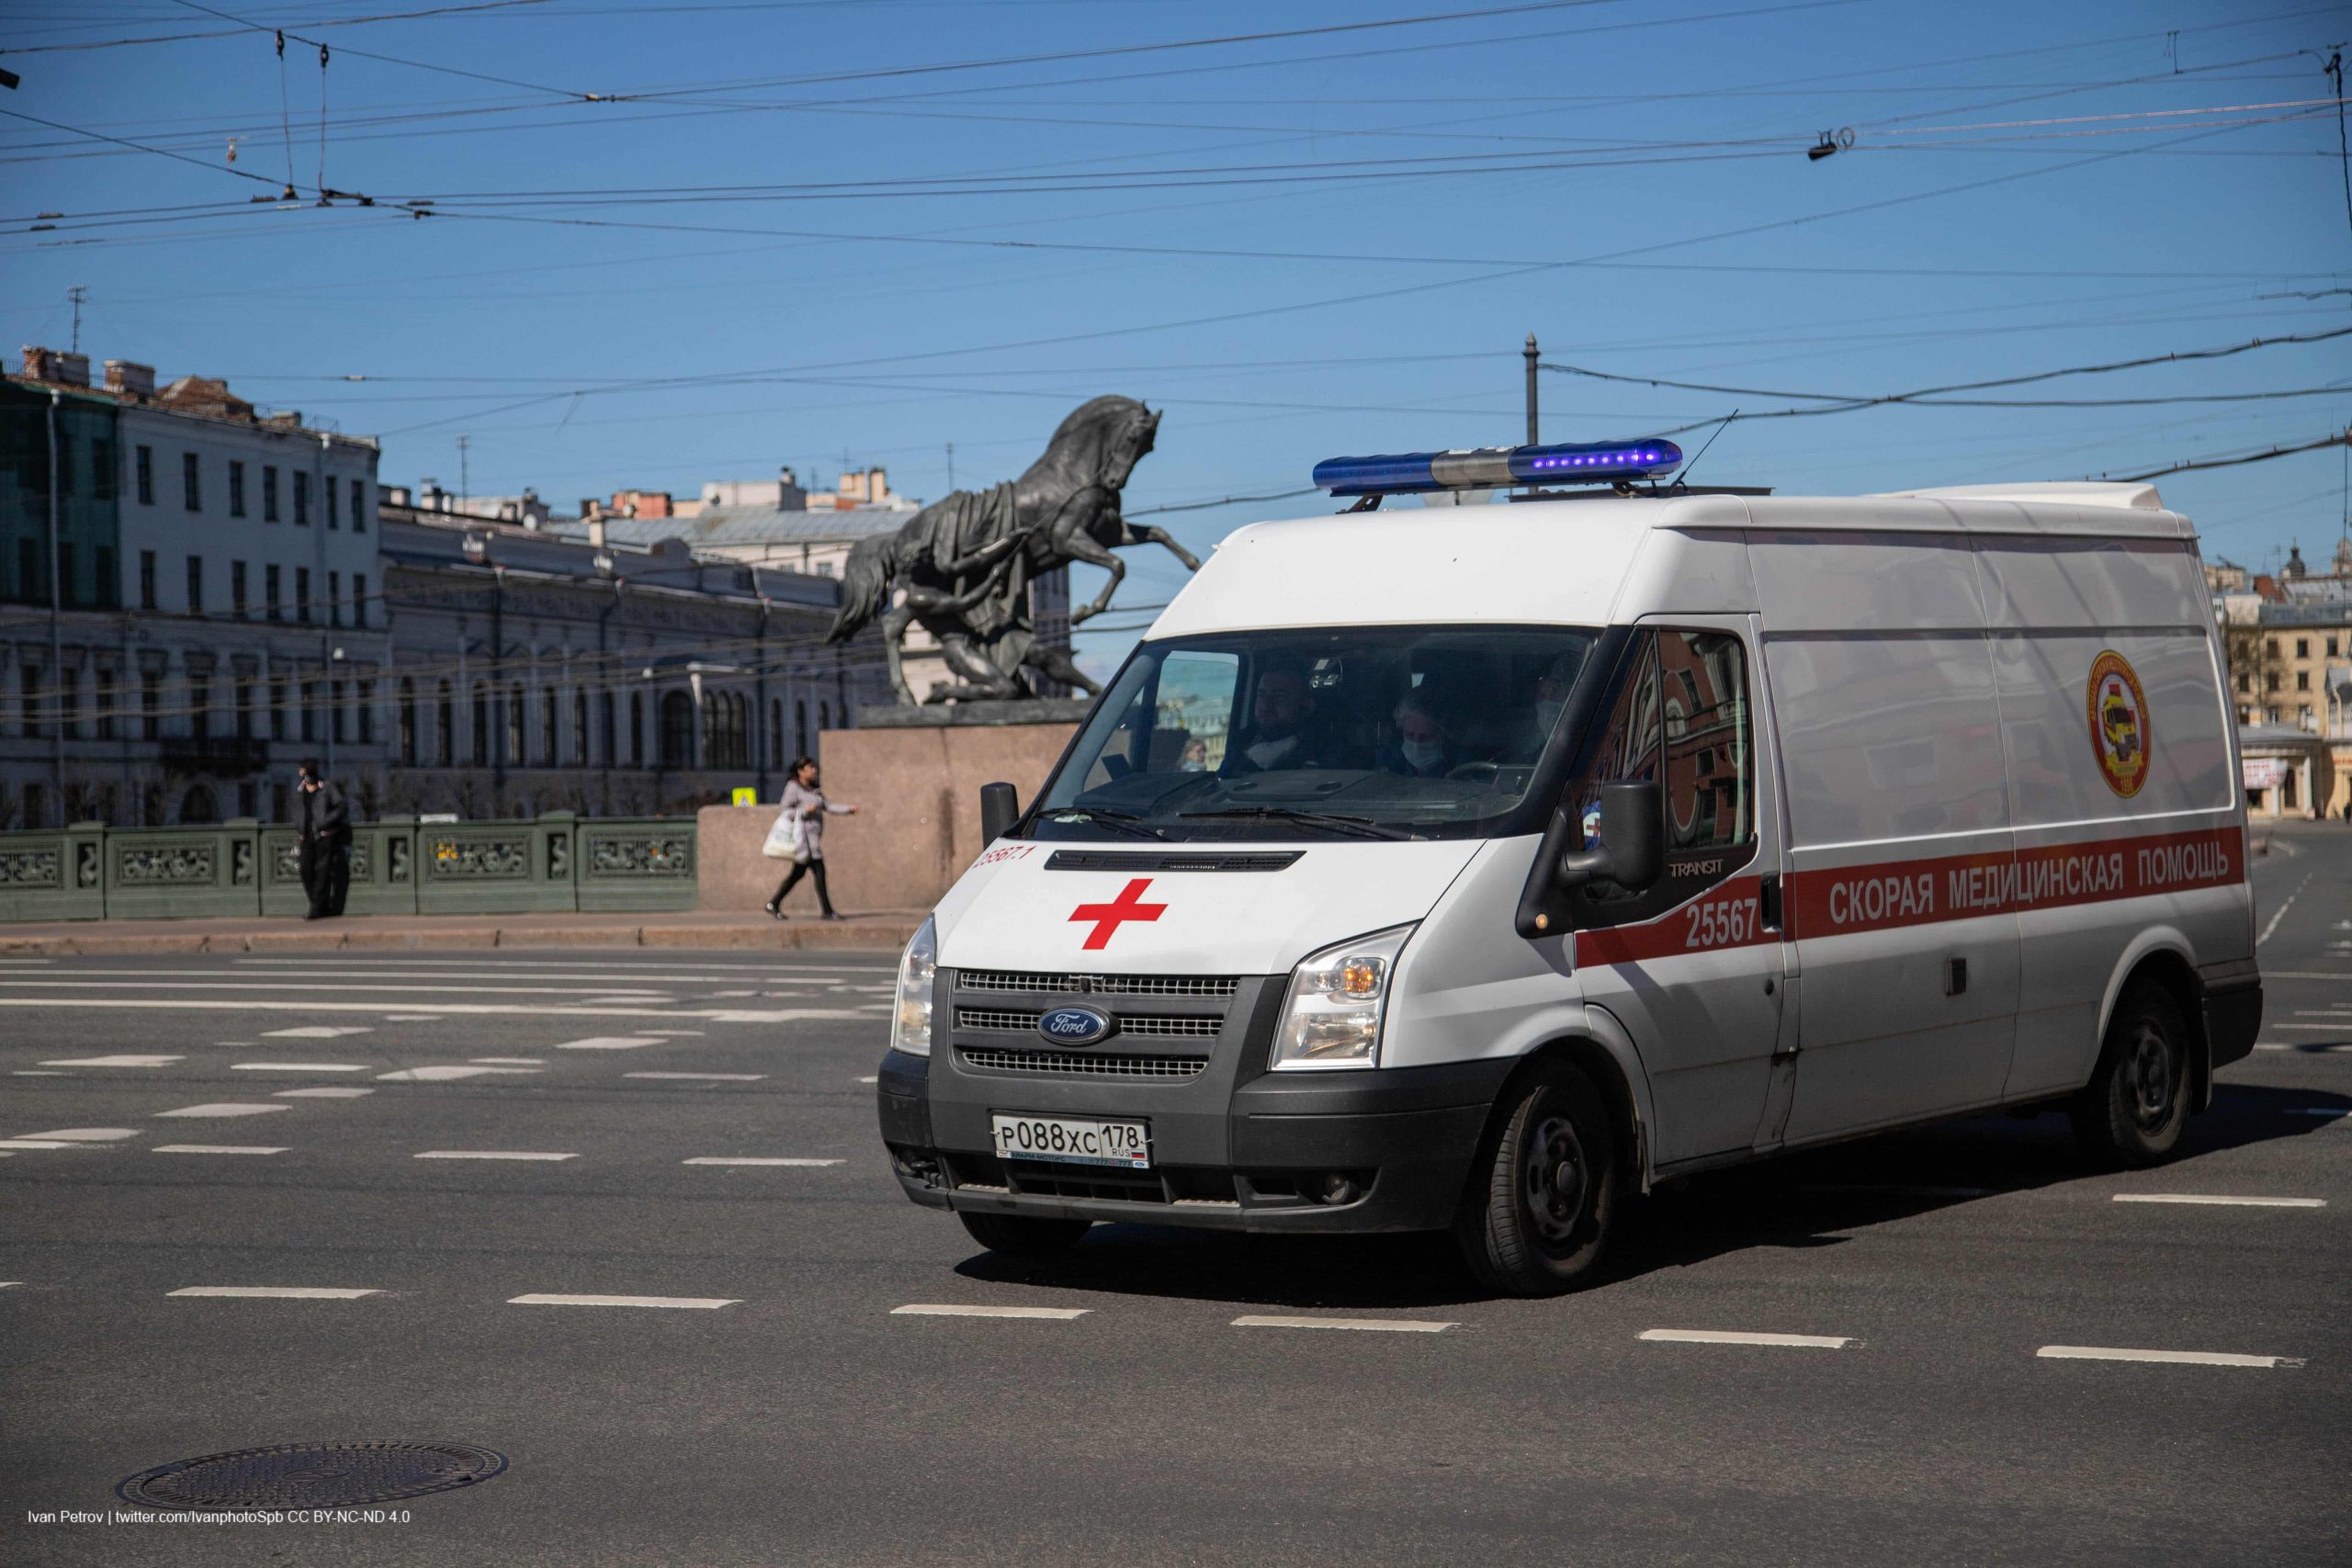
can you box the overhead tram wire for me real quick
[0,1,556,55]
[2111,430,2351,482]
[161,0,611,101]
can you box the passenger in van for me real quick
[1221,663,1325,774]
[1376,689,1464,778]
[1510,650,1585,761]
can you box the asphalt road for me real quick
[3,832,2349,1566]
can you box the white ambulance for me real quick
[876,439,2262,1296]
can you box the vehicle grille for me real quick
[955,1047,1208,1080]
[957,970,1238,998]
[956,1008,1221,1039]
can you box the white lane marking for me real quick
[0,1139,96,1150]
[628,1072,767,1082]
[234,957,893,974]
[375,1066,542,1082]
[0,998,872,1025]
[704,1009,874,1023]
[414,1150,577,1161]
[0,980,672,998]
[383,1014,444,1022]
[1233,1314,1456,1333]
[507,1293,738,1309]
[854,1076,878,1085]
[1640,1329,1852,1348]
[0,1280,19,1287]
[470,1057,546,1066]
[2037,1345,2301,1369]
[262,1025,376,1037]
[582,995,670,1005]
[153,1145,288,1156]
[2260,835,2301,859]
[643,1030,704,1037]
[709,989,760,998]
[11,1070,66,1076]
[40,1055,183,1067]
[2113,1193,2324,1208]
[681,1156,842,1166]
[231,1062,372,1073]
[2258,872,2314,947]
[22,1127,138,1141]
[170,1286,380,1300]
[893,1303,1090,1320]
[553,1036,663,1051]
[153,1103,291,1119]
[275,1087,374,1099]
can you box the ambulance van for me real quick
[875,439,2262,1296]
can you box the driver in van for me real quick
[1221,663,1323,774]
[1377,689,1464,778]
[1510,649,1584,761]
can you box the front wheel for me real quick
[1455,1063,1621,1296]
[2070,978,2191,1167]
[957,1211,1092,1257]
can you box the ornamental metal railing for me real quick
[0,812,697,922]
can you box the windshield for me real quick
[1033,624,1598,840]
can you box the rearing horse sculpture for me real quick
[827,396,1199,704]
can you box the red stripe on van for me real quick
[1571,825,2243,968]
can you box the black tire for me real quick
[2070,978,2191,1168]
[957,1210,1092,1257]
[1454,1062,1621,1296]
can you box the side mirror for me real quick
[1555,780,1664,893]
[978,781,1021,843]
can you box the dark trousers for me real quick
[300,837,350,918]
[769,857,832,916]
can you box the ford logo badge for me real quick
[1037,1006,1112,1046]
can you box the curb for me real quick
[0,918,920,957]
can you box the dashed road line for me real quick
[414,1150,578,1162]
[471,1057,546,1066]
[0,1139,96,1150]
[170,1286,379,1300]
[628,1072,766,1083]
[1640,1329,1852,1349]
[383,1014,444,1022]
[643,1030,704,1037]
[153,1103,290,1119]
[681,1156,841,1167]
[376,1066,542,1082]
[274,1087,373,1099]
[854,1076,878,1085]
[1234,1315,1456,1334]
[11,1070,66,1077]
[893,1303,1090,1321]
[24,1128,138,1141]
[232,1062,372,1073]
[508,1293,737,1309]
[2112,1194,2324,1208]
[2258,872,2314,946]
[2037,1345,2301,1369]
[153,1145,288,1156]
[263,1025,376,1038]
[552,1036,664,1051]
[40,1055,182,1067]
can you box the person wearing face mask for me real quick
[1220,663,1324,775]
[1377,689,1461,779]
[1513,651,1583,761]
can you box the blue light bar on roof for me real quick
[1312,438,1684,496]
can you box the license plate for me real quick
[990,1113,1151,1170]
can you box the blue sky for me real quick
[5,0,2347,670]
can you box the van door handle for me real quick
[1758,874,1782,931]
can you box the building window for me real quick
[599,689,615,765]
[357,680,374,744]
[268,679,287,742]
[186,556,204,616]
[353,572,368,628]
[630,691,644,766]
[2296,638,2309,659]
[232,560,248,618]
[182,452,200,511]
[329,570,342,627]
[660,690,695,769]
[436,680,454,765]
[263,465,279,522]
[2237,672,2251,694]
[91,436,115,501]
[2299,704,2314,728]
[293,471,310,526]
[21,666,46,740]
[2267,637,2279,658]
[795,698,808,758]
[2331,636,2343,659]
[332,681,346,745]
[57,541,76,607]
[352,480,368,534]
[236,679,254,740]
[2267,671,2281,692]
[326,475,340,530]
[572,689,588,766]
[141,672,161,740]
[188,676,209,742]
[266,564,282,620]
[59,667,81,739]
[295,567,311,624]
[507,682,526,767]
[542,689,558,767]
[300,681,317,743]
[769,699,783,770]
[229,461,246,517]
[399,679,417,765]
[471,684,489,767]
[139,550,157,611]
[136,446,153,504]
[95,546,116,609]
[96,669,116,740]
[2298,671,2311,692]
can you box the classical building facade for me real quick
[2214,540,2352,818]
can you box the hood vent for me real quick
[1044,850,1303,873]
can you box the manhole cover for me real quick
[118,1441,506,1509]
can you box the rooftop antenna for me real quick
[66,284,85,353]
[457,434,470,506]
[1671,409,1739,489]
[1523,333,1539,446]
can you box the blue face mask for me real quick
[1400,739,1443,772]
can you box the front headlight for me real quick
[1269,924,1415,1071]
[891,916,937,1058]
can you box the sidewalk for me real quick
[0,908,924,956]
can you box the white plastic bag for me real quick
[761,808,805,861]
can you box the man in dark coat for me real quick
[294,759,351,919]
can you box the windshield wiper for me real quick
[1040,807,1169,840]
[1178,806,1414,840]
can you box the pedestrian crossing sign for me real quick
[731,787,759,807]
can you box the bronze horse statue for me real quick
[827,395,1199,704]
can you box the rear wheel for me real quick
[2070,978,2191,1167]
[957,1211,1092,1256]
[1455,1063,1621,1296]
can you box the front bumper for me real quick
[876,1045,1511,1235]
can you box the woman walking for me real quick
[765,757,856,920]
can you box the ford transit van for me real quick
[875,446,2262,1296]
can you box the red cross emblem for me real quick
[1069,878,1167,951]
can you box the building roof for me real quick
[544,502,911,551]
[379,506,842,611]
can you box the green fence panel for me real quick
[576,817,698,913]
[258,818,421,918]
[102,822,264,919]
[414,816,578,915]
[0,822,107,922]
